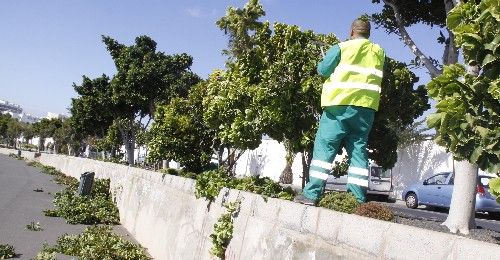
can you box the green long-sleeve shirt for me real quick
[317,44,341,78]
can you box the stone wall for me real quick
[1,148,499,260]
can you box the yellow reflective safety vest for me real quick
[321,39,385,111]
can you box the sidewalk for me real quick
[0,154,134,259]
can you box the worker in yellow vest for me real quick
[294,19,385,205]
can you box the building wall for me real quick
[234,139,494,200]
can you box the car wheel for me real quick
[405,192,418,209]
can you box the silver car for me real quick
[326,165,393,201]
[402,172,500,218]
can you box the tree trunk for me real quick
[383,0,442,77]
[279,147,294,184]
[162,160,168,169]
[67,144,72,156]
[217,145,224,167]
[125,140,135,165]
[117,120,137,165]
[442,160,478,234]
[37,137,44,152]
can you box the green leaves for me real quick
[44,179,120,225]
[369,58,430,169]
[427,1,500,173]
[208,5,339,161]
[447,0,500,76]
[489,178,500,204]
[194,169,295,202]
[148,82,215,173]
[37,226,150,260]
[0,244,16,259]
[318,192,360,214]
[209,201,240,258]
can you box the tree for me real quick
[0,114,13,143]
[370,0,460,77]
[370,0,492,235]
[208,0,337,178]
[95,122,122,159]
[426,0,499,234]
[6,118,22,148]
[53,118,80,155]
[102,35,200,164]
[209,0,429,181]
[71,75,115,141]
[22,123,36,147]
[149,82,216,173]
[32,118,62,152]
[370,58,430,168]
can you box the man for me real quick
[294,19,385,205]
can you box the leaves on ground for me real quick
[36,225,150,260]
[0,244,16,259]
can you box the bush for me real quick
[195,169,296,202]
[230,176,295,200]
[318,192,359,213]
[160,168,180,176]
[44,179,120,225]
[354,202,394,221]
[36,225,150,260]
[8,153,23,160]
[0,244,16,259]
[27,161,79,186]
[210,201,240,258]
[178,169,197,179]
[195,169,230,201]
[160,168,197,179]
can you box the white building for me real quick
[233,139,494,199]
[46,112,67,120]
[0,99,22,114]
[0,99,39,124]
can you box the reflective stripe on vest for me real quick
[321,39,385,110]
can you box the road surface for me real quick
[0,154,134,259]
[377,199,500,232]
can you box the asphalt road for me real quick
[0,154,134,259]
[376,199,500,233]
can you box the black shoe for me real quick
[293,194,317,206]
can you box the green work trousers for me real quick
[302,105,375,203]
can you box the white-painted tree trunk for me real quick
[442,160,478,234]
[162,160,168,169]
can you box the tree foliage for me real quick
[69,35,200,164]
[0,114,11,140]
[205,0,429,174]
[206,0,337,175]
[371,0,447,34]
[427,0,499,173]
[102,35,200,164]
[102,35,200,119]
[148,82,216,173]
[71,75,115,140]
[370,0,461,76]
[370,58,430,168]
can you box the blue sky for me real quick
[0,0,443,117]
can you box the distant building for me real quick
[0,99,39,124]
[46,112,67,120]
[0,99,22,114]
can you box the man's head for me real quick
[350,19,371,39]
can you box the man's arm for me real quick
[317,44,341,78]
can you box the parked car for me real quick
[402,172,500,218]
[325,165,393,201]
